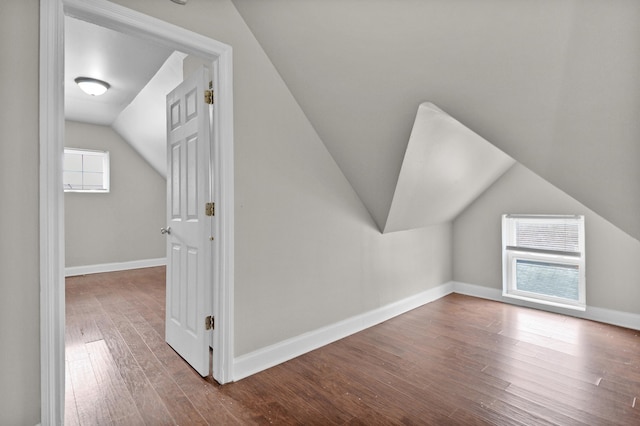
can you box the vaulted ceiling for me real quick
[65,16,183,176]
[64,1,640,242]
[385,103,514,233]
[231,0,640,241]
[65,16,174,126]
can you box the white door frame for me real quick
[39,0,235,424]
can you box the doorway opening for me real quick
[40,1,234,424]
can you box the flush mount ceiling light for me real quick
[74,77,110,96]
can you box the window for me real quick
[502,214,585,310]
[63,148,110,193]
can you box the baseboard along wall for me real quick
[452,281,640,332]
[233,282,455,381]
[62,262,640,381]
[233,280,640,381]
[64,258,167,277]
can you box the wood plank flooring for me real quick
[65,267,640,425]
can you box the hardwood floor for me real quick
[65,267,640,425]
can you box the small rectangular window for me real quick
[63,148,110,193]
[502,214,585,310]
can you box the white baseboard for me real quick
[233,279,640,381]
[65,258,167,277]
[451,281,640,331]
[233,282,454,381]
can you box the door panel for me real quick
[165,66,212,377]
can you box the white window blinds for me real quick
[512,216,581,255]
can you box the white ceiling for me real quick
[231,0,640,241]
[385,103,515,233]
[64,16,174,126]
[63,2,640,241]
[112,51,186,177]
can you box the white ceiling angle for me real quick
[112,51,187,178]
[384,103,515,234]
[231,0,640,242]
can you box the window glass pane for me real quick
[515,259,579,301]
[82,172,104,188]
[64,171,83,189]
[64,153,83,172]
[63,148,109,192]
[82,155,104,173]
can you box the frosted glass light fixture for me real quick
[74,77,110,96]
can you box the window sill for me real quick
[64,190,110,194]
[503,292,586,312]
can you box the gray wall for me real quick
[0,2,452,423]
[65,121,165,268]
[110,0,453,356]
[0,1,40,424]
[453,164,640,314]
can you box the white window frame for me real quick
[63,147,110,193]
[502,214,586,311]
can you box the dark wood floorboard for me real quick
[65,267,640,425]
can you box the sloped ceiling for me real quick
[112,51,186,177]
[65,16,183,177]
[65,16,174,126]
[231,0,640,241]
[385,103,514,233]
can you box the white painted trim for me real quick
[63,0,231,59]
[40,0,66,424]
[452,281,640,331]
[41,1,235,424]
[234,279,640,382]
[452,281,503,301]
[210,38,235,386]
[65,258,167,277]
[233,283,454,381]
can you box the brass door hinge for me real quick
[205,202,215,217]
[205,315,214,330]
[204,89,214,105]
[205,82,214,105]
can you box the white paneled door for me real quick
[164,66,213,377]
